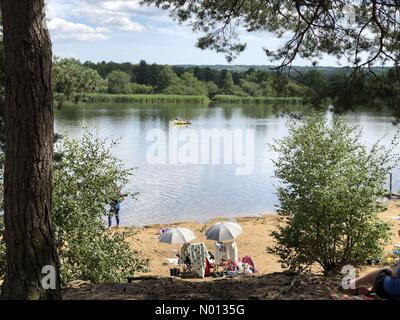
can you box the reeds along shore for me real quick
[77,93,210,104]
[213,95,304,104]
[72,93,305,105]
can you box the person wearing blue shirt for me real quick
[342,264,400,299]
[108,199,121,228]
[382,266,400,299]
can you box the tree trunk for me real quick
[1,0,61,299]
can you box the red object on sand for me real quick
[205,257,213,277]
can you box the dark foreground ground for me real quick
[63,272,343,300]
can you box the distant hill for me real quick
[175,64,391,75]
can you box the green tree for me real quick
[1,0,62,299]
[296,70,329,107]
[0,132,149,284]
[163,71,208,95]
[143,0,399,73]
[220,70,234,93]
[130,82,154,94]
[239,79,262,96]
[0,216,4,281]
[205,81,219,98]
[106,70,132,94]
[180,72,208,95]
[269,115,398,273]
[53,58,107,105]
[53,132,149,283]
[135,60,153,85]
[284,81,308,98]
[0,29,4,154]
[151,65,180,92]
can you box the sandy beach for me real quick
[127,200,400,279]
[62,200,400,300]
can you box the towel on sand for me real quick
[215,241,238,264]
[179,243,209,278]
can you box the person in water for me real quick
[108,199,121,228]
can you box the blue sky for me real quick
[47,0,340,66]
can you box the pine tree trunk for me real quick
[1,0,61,299]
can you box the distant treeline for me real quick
[53,58,400,112]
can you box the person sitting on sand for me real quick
[342,264,400,299]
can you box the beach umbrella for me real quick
[205,221,242,242]
[159,227,196,244]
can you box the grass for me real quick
[70,93,304,106]
[77,93,210,104]
[213,95,304,104]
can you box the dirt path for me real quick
[63,272,340,300]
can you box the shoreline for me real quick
[134,211,274,229]
[64,201,400,299]
[63,93,305,106]
[124,200,400,279]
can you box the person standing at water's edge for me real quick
[108,198,122,228]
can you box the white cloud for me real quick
[47,17,109,41]
[101,16,145,32]
[46,0,149,42]
[69,0,146,32]
[100,0,143,12]
[154,25,197,39]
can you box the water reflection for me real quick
[55,103,400,226]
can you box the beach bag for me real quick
[242,256,257,273]
[205,257,213,277]
[227,259,238,271]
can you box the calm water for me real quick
[54,103,400,226]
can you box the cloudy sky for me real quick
[46,0,339,66]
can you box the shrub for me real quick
[106,70,132,94]
[0,134,149,283]
[130,83,154,94]
[162,72,208,96]
[205,81,219,98]
[53,57,107,104]
[53,132,149,284]
[239,79,262,96]
[269,114,398,273]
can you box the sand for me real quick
[63,200,400,300]
[126,200,400,279]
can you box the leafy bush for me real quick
[239,79,262,96]
[53,132,149,284]
[53,57,107,105]
[269,114,398,273]
[130,83,154,94]
[106,70,132,94]
[163,72,208,96]
[0,134,149,283]
[205,81,219,98]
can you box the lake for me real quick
[55,103,400,226]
